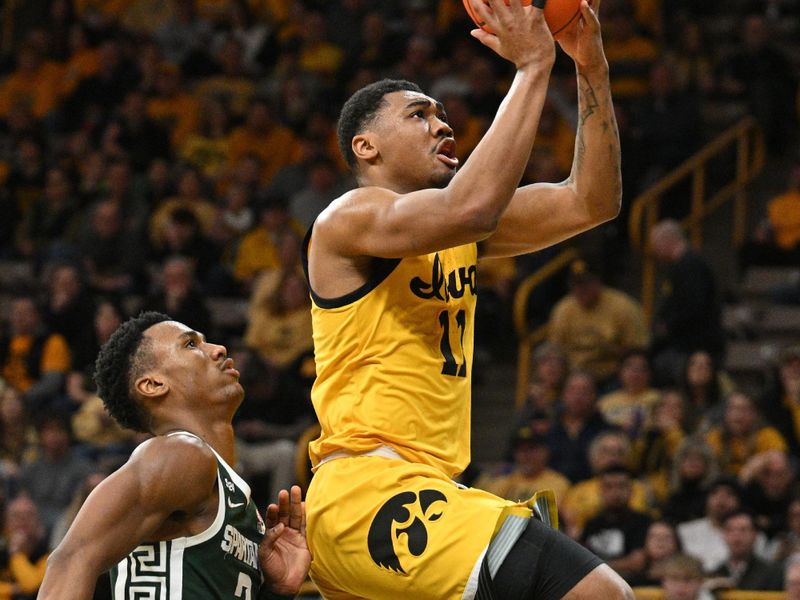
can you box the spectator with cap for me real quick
[711,510,783,591]
[477,425,571,504]
[547,257,649,390]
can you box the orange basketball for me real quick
[462,0,585,39]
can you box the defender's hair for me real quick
[93,311,171,433]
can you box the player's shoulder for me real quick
[128,433,218,489]
[317,186,397,225]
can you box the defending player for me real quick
[303,0,631,598]
[38,312,310,600]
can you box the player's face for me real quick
[145,321,243,407]
[372,91,458,190]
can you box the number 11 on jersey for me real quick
[438,309,468,377]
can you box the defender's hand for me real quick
[260,486,310,596]
[469,0,555,71]
[556,0,608,73]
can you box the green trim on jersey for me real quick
[110,432,266,599]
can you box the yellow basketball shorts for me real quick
[305,455,537,600]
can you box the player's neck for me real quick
[158,420,237,465]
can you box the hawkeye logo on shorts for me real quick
[367,490,448,575]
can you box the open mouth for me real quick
[435,139,459,169]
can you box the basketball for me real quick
[462,0,586,38]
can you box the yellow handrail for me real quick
[628,117,765,319]
[512,247,580,407]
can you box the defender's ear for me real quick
[134,375,169,400]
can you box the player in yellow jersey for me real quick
[302,0,633,598]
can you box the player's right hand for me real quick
[469,0,555,71]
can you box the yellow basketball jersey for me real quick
[304,233,478,479]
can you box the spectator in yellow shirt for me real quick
[548,258,650,389]
[705,391,788,477]
[147,63,201,148]
[599,349,661,434]
[0,44,64,120]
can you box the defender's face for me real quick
[371,91,458,190]
[144,321,243,407]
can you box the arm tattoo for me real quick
[578,73,600,126]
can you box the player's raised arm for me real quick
[315,0,556,259]
[38,436,218,600]
[480,0,623,258]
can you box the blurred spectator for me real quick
[0,388,36,496]
[627,520,683,587]
[740,450,798,541]
[660,554,714,600]
[297,10,344,77]
[704,391,787,477]
[0,43,63,120]
[210,182,255,249]
[665,21,715,98]
[154,0,213,70]
[5,138,46,229]
[680,350,735,433]
[514,342,568,425]
[633,60,701,189]
[649,220,724,385]
[546,370,613,484]
[49,467,109,549]
[193,38,255,118]
[741,160,800,268]
[580,466,652,579]
[677,477,745,572]
[476,426,570,504]
[762,345,800,455]
[233,197,304,290]
[68,370,136,463]
[102,90,171,172]
[787,558,800,600]
[718,14,798,153]
[711,510,783,591]
[18,412,93,531]
[179,97,232,181]
[79,200,145,296]
[226,98,298,185]
[141,256,211,335]
[599,349,660,435]
[149,167,217,248]
[15,167,81,262]
[146,62,201,149]
[150,208,221,288]
[94,158,148,236]
[288,158,352,229]
[0,495,49,599]
[0,296,71,411]
[560,430,650,539]
[632,389,687,503]
[777,497,800,561]
[547,258,649,389]
[61,39,140,134]
[661,437,719,525]
[602,2,660,101]
[41,262,96,374]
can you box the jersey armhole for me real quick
[301,224,402,309]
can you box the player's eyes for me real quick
[411,110,425,118]
[186,340,197,348]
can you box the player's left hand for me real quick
[260,485,311,596]
[556,0,607,73]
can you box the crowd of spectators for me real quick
[0,0,799,597]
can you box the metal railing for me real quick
[628,116,765,319]
[511,247,579,407]
[511,117,765,406]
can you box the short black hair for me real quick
[93,311,171,433]
[337,79,424,170]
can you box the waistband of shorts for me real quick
[313,445,406,470]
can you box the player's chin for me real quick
[430,167,456,189]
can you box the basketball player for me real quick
[38,312,310,599]
[303,0,631,598]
